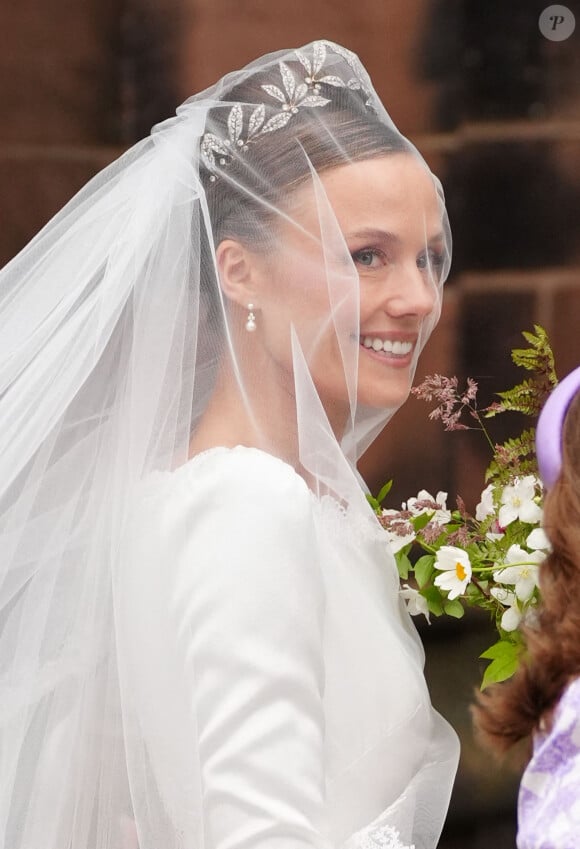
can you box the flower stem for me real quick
[470,575,491,599]
[472,409,496,455]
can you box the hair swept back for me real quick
[472,391,580,754]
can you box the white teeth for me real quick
[361,336,413,356]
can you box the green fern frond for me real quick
[485,428,537,483]
[493,380,545,417]
[485,325,557,420]
[512,325,557,379]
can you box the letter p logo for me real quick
[539,5,576,40]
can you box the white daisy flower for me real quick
[433,545,472,600]
[490,586,522,632]
[526,527,551,552]
[405,489,451,524]
[494,543,543,602]
[498,475,543,528]
[475,483,495,521]
[400,584,430,622]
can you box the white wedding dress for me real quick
[118,446,459,849]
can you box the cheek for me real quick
[258,262,329,370]
[356,361,414,409]
[358,280,382,322]
[259,245,359,386]
[266,253,333,329]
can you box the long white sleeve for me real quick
[119,447,459,849]
[166,450,331,849]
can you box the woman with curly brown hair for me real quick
[474,365,580,846]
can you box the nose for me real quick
[384,262,438,319]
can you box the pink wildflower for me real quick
[412,374,480,432]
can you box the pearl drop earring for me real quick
[245,303,257,332]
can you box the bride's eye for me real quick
[351,248,384,269]
[417,247,445,274]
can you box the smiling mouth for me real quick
[359,335,414,357]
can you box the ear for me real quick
[216,239,261,308]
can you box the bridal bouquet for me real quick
[370,327,558,688]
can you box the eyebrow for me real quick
[345,228,401,246]
[345,228,445,246]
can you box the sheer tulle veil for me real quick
[0,40,454,848]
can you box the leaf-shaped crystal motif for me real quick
[227,104,243,145]
[312,41,326,75]
[321,39,371,101]
[279,62,296,99]
[248,104,265,137]
[201,132,230,167]
[294,50,311,74]
[261,84,286,104]
[294,83,308,102]
[322,41,358,74]
[200,40,374,181]
[319,75,346,88]
[262,63,330,114]
[297,41,355,93]
[261,112,292,133]
[202,133,229,155]
[300,95,331,107]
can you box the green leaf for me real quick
[414,554,435,589]
[443,598,465,619]
[366,494,381,514]
[377,479,393,504]
[411,511,433,532]
[422,586,444,617]
[480,640,513,660]
[480,639,522,689]
[396,551,412,580]
[466,582,485,600]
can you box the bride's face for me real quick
[247,153,446,415]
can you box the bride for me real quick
[0,40,459,849]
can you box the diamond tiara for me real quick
[200,41,374,181]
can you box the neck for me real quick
[189,357,300,466]
[188,330,352,470]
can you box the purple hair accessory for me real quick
[536,364,580,489]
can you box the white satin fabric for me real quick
[118,447,459,849]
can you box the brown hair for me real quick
[199,52,410,248]
[473,391,580,753]
[196,47,412,331]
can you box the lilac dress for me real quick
[518,677,580,848]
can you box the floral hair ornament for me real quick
[200,41,373,181]
[536,364,580,489]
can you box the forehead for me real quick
[285,153,443,238]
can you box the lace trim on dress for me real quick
[355,822,415,849]
[140,445,385,547]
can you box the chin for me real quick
[357,377,412,410]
